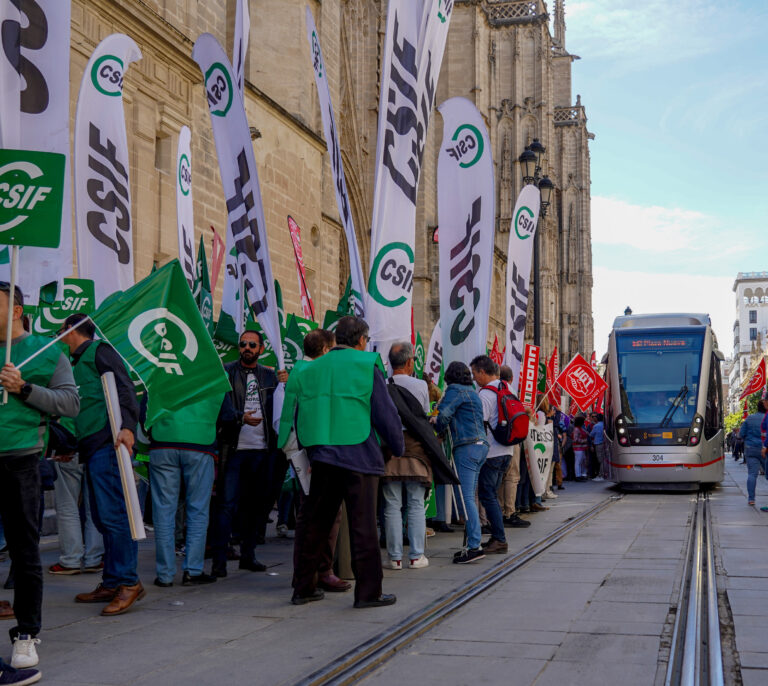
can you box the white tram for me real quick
[602,313,725,489]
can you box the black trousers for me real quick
[0,453,42,640]
[293,462,382,603]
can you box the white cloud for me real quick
[592,266,734,357]
[591,196,717,252]
[566,0,754,71]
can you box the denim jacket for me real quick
[739,412,766,451]
[434,383,488,448]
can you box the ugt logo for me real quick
[178,154,191,196]
[0,151,65,246]
[568,366,595,396]
[91,55,125,97]
[445,124,483,169]
[368,242,414,308]
[514,205,536,241]
[205,62,233,117]
[128,308,199,376]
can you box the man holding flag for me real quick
[0,282,80,678]
[59,314,144,616]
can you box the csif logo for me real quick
[0,151,65,247]
[368,242,415,308]
[91,55,126,97]
[127,308,199,376]
[205,63,233,117]
[178,154,191,196]
[446,123,483,169]
[514,205,536,241]
[200,292,213,323]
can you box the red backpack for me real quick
[481,381,530,446]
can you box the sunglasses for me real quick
[239,341,260,349]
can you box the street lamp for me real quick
[518,142,555,348]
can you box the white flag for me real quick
[505,184,541,380]
[305,6,366,316]
[0,1,72,304]
[425,319,443,385]
[176,126,195,290]
[524,413,554,497]
[437,97,494,369]
[192,33,283,367]
[74,34,141,306]
[233,0,250,98]
[367,0,453,357]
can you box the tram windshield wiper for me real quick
[661,385,689,427]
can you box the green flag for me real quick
[194,237,214,335]
[414,332,425,378]
[91,260,231,425]
[537,361,547,393]
[29,278,95,336]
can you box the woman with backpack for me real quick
[432,362,488,564]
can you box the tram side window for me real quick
[704,353,722,439]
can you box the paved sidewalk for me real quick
[710,455,768,686]
[0,481,609,685]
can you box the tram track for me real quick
[664,491,725,686]
[293,493,624,686]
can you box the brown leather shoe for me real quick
[530,503,549,512]
[75,583,117,603]
[0,600,14,620]
[481,538,509,554]
[101,582,146,616]
[318,574,352,592]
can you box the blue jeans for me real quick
[382,481,428,560]
[478,455,512,544]
[149,449,214,581]
[86,445,139,587]
[745,449,766,502]
[454,442,488,549]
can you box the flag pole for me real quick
[15,315,93,372]
[2,246,19,405]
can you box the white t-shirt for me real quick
[391,374,430,413]
[478,379,515,459]
[237,372,267,450]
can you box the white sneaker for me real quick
[409,555,429,569]
[544,490,558,499]
[592,477,604,482]
[276,524,289,538]
[386,559,402,570]
[11,634,40,669]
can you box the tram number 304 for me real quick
[650,454,664,463]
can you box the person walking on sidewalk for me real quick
[739,400,767,506]
[432,362,489,565]
[470,355,514,555]
[589,413,606,481]
[282,317,404,607]
[0,282,80,683]
[59,314,144,617]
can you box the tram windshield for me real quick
[615,330,704,427]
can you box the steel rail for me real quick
[294,494,623,686]
[665,492,725,686]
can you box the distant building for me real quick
[729,272,768,411]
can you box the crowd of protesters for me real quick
[0,281,609,684]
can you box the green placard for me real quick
[0,149,65,247]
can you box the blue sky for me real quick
[564,0,768,354]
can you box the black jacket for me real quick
[225,360,279,451]
[386,379,459,486]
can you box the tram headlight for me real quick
[688,414,704,446]
[618,428,626,435]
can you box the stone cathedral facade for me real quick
[68,0,593,365]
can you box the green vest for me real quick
[72,341,109,440]
[279,348,384,448]
[148,393,224,446]
[0,334,61,452]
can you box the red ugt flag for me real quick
[739,358,766,400]
[546,347,561,407]
[489,335,504,365]
[556,353,608,412]
[742,399,749,420]
[287,216,315,321]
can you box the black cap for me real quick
[0,281,24,307]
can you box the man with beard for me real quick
[211,330,287,577]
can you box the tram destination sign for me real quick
[629,338,691,349]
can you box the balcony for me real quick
[481,0,547,26]
[554,105,586,126]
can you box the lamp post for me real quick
[518,139,554,347]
